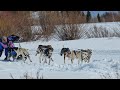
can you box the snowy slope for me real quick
[16,37,120,51]
[32,22,120,34]
[0,37,120,79]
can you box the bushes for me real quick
[1,11,120,42]
[32,11,56,41]
[85,25,120,38]
[32,11,86,41]
[0,11,33,42]
[54,24,84,41]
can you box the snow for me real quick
[0,37,120,79]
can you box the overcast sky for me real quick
[85,11,118,17]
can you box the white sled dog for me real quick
[8,47,32,62]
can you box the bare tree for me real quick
[10,71,44,79]
[85,25,113,38]
[0,11,33,42]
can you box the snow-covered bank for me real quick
[16,37,120,51]
[1,37,120,79]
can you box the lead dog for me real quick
[60,48,92,64]
[80,49,92,63]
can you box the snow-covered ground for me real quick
[0,37,120,79]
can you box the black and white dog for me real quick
[36,45,54,65]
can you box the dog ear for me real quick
[14,47,18,50]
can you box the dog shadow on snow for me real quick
[0,60,13,62]
[0,58,23,62]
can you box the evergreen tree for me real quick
[86,11,91,23]
[81,11,85,16]
[97,13,101,22]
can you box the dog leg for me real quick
[71,59,73,64]
[39,55,41,63]
[24,57,27,63]
[49,58,50,65]
[12,55,16,61]
[27,55,32,62]
[51,57,54,62]
[39,58,41,63]
[7,56,10,61]
[64,54,65,64]
[42,54,44,61]
[22,55,27,63]
[78,59,80,64]
[87,59,90,63]
[39,54,41,63]
[45,58,47,63]
[78,55,81,64]
[44,58,46,64]
[43,55,46,64]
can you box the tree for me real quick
[86,11,91,23]
[81,11,85,16]
[97,13,101,22]
[0,11,33,41]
